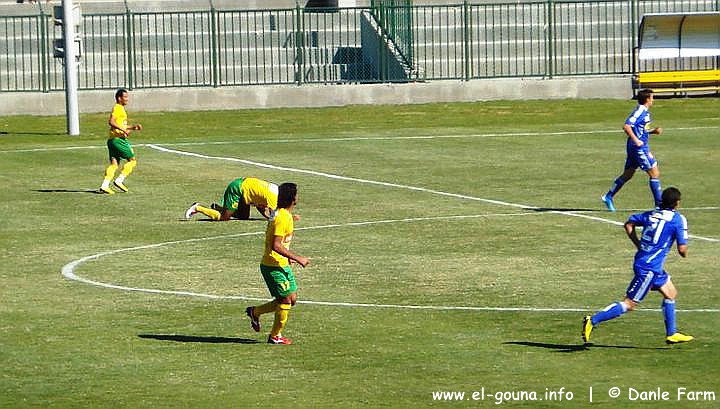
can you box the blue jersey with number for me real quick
[625,104,652,151]
[627,209,688,272]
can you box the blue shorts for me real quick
[625,149,657,172]
[625,267,670,303]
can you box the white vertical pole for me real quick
[63,0,80,136]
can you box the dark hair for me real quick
[637,89,653,104]
[661,187,681,210]
[115,88,128,101]
[277,183,298,209]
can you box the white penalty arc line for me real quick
[146,144,720,243]
[2,125,719,153]
[61,214,720,313]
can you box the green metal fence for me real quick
[370,0,414,66]
[1,0,718,92]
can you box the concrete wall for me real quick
[0,76,631,116]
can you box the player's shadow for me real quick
[504,341,590,353]
[181,217,268,222]
[34,189,103,194]
[504,341,668,353]
[138,334,259,344]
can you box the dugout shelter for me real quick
[633,12,720,96]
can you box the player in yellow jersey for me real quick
[99,89,142,194]
[185,177,288,221]
[246,183,309,345]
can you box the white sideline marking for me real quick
[0,145,104,154]
[61,214,720,313]
[2,125,719,153]
[625,206,719,211]
[154,126,720,147]
[147,144,720,243]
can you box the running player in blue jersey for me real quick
[583,187,693,345]
[601,89,663,211]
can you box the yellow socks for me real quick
[121,159,136,176]
[270,303,291,337]
[101,163,118,189]
[196,205,221,221]
[253,300,278,316]
[115,159,136,184]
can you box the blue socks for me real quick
[650,178,662,207]
[663,299,676,336]
[591,300,677,335]
[606,177,626,198]
[606,176,662,207]
[591,302,627,326]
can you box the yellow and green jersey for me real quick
[241,177,278,210]
[109,103,128,139]
[262,208,294,267]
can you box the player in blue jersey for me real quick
[583,187,693,345]
[601,89,664,211]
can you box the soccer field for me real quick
[1,99,719,408]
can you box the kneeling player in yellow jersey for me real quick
[99,89,142,194]
[246,183,310,345]
[185,177,291,221]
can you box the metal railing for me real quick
[1,0,718,92]
[371,0,414,66]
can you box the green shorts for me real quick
[260,264,297,298]
[220,177,244,211]
[107,137,135,161]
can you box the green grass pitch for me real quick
[1,98,718,408]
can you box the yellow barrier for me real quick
[636,69,720,94]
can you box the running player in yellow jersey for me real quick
[99,89,142,194]
[185,177,284,221]
[246,183,309,345]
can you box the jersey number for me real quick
[642,217,666,245]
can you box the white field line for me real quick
[61,214,720,313]
[2,125,719,153]
[147,143,720,243]
[0,145,105,154]
[153,126,720,147]
[625,206,719,211]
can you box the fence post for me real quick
[294,3,304,85]
[38,6,49,92]
[124,3,134,89]
[463,0,470,81]
[546,0,554,78]
[210,2,220,87]
[376,1,386,81]
[404,0,414,66]
[379,22,387,81]
[629,0,636,76]
[630,0,637,51]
